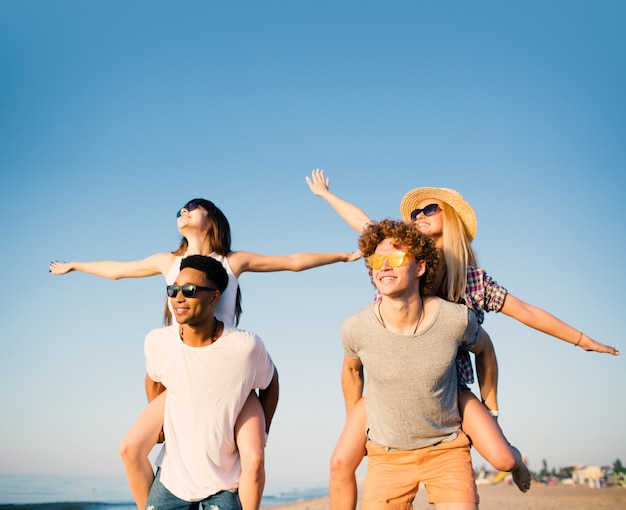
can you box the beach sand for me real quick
[263,484,626,510]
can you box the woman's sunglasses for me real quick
[176,200,203,218]
[166,284,218,298]
[366,251,413,270]
[410,203,440,222]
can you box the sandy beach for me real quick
[262,484,626,510]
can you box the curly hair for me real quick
[358,219,440,296]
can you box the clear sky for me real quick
[1,0,624,490]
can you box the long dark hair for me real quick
[164,198,243,325]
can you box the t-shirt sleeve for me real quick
[252,336,276,390]
[460,309,480,351]
[144,330,161,382]
[341,317,360,359]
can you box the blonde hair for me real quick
[439,205,477,303]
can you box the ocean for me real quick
[0,475,328,510]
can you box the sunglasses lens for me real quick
[367,254,382,270]
[176,201,201,218]
[410,204,439,221]
[181,285,196,298]
[388,253,405,267]
[423,204,439,216]
[368,252,407,270]
[167,285,199,298]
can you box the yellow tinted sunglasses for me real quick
[366,251,413,270]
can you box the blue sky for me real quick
[1,0,624,491]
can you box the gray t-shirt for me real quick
[342,297,479,450]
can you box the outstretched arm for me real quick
[501,294,620,356]
[470,328,499,415]
[341,356,364,416]
[227,250,361,278]
[258,369,279,434]
[49,252,176,280]
[306,169,372,233]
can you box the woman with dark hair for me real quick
[51,197,360,510]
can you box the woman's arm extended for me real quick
[306,169,372,232]
[501,293,619,355]
[49,252,175,279]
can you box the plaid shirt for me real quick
[456,266,507,385]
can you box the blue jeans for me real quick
[146,469,242,510]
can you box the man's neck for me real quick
[378,294,427,335]
[178,319,220,347]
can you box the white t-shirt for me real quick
[145,324,275,501]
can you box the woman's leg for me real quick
[235,391,266,510]
[458,390,530,492]
[120,391,166,510]
[329,398,367,510]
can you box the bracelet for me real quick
[488,409,499,417]
[574,331,583,347]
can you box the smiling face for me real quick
[176,202,209,233]
[412,199,444,247]
[371,238,425,298]
[170,267,218,326]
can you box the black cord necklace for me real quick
[180,317,221,344]
[377,299,424,334]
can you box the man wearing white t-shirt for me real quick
[145,255,279,510]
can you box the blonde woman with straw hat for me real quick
[306,169,619,510]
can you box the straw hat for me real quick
[399,187,477,240]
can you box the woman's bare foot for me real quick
[512,459,531,492]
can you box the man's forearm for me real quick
[145,373,166,402]
[341,358,364,415]
[258,370,279,434]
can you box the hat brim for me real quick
[399,187,477,240]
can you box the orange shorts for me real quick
[363,432,478,510]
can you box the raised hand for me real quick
[305,168,331,197]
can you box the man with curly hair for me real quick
[341,219,488,510]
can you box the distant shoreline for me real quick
[261,484,626,510]
[2,475,625,510]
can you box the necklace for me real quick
[209,317,219,343]
[180,317,221,345]
[377,299,424,334]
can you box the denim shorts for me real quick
[146,469,242,510]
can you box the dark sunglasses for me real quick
[166,284,218,298]
[176,200,204,218]
[410,203,441,222]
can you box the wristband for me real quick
[574,331,583,347]
[488,409,499,417]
